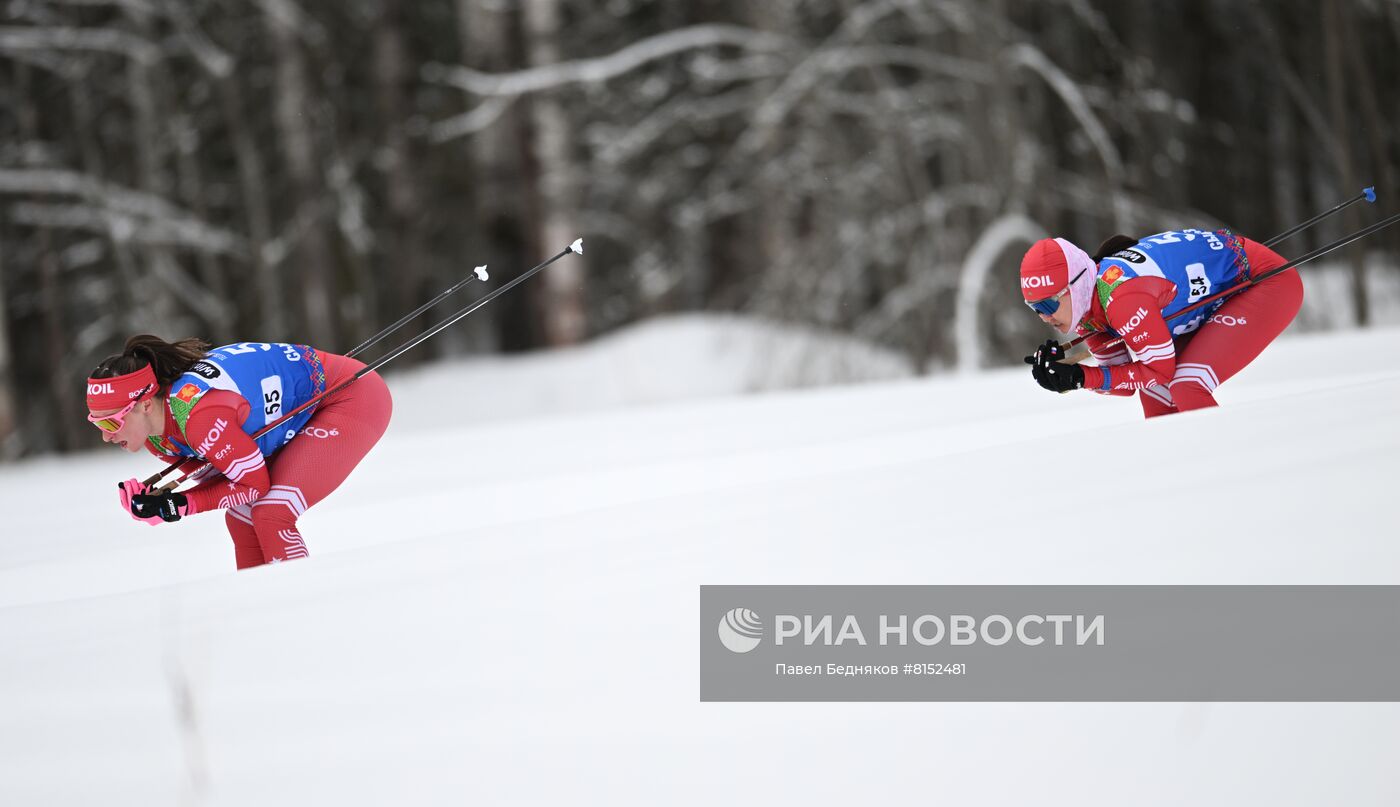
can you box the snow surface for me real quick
[2,317,1399,806]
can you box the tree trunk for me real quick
[1337,0,1399,262]
[15,62,77,452]
[124,8,184,335]
[218,73,283,336]
[522,0,587,346]
[735,0,800,325]
[0,242,17,458]
[170,107,234,341]
[451,0,514,352]
[1267,78,1302,253]
[264,0,338,346]
[1322,0,1368,325]
[68,56,141,339]
[372,1,426,355]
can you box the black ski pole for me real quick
[1253,208,1400,283]
[344,265,490,358]
[150,239,583,491]
[1264,186,1376,248]
[142,263,486,489]
[364,239,582,375]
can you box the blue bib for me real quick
[155,342,329,459]
[1096,229,1250,336]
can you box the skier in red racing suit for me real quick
[1018,229,1303,417]
[85,334,392,568]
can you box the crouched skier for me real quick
[85,335,392,568]
[1017,229,1303,417]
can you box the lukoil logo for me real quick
[1119,307,1150,333]
[88,382,114,395]
[718,608,763,653]
[197,417,229,454]
[1021,275,1055,290]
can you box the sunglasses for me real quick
[1024,268,1087,316]
[87,385,153,433]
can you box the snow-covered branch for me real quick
[1004,43,1127,228]
[0,25,161,64]
[953,214,1046,372]
[150,252,237,326]
[250,0,329,49]
[159,0,234,78]
[429,96,515,143]
[427,24,791,98]
[8,201,245,256]
[38,0,159,12]
[0,168,219,229]
[594,89,755,166]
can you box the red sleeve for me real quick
[177,390,270,515]
[1079,290,1177,395]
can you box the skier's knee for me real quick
[250,486,311,562]
[1168,378,1217,411]
[1139,384,1176,418]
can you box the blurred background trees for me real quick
[1,0,1397,456]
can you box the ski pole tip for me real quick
[474,265,489,281]
[1364,186,1377,203]
[569,237,584,255]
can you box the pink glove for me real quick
[119,479,165,526]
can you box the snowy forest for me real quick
[1,0,1398,457]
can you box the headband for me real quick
[86,364,158,411]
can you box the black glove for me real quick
[130,490,189,523]
[1024,339,1085,393]
[1025,338,1065,367]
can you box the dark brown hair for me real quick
[89,334,211,393]
[1092,234,1140,262]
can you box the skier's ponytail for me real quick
[89,335,211,393]
[1092,234,1140,262]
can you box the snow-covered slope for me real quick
[1,323,1398,806]
[388,312,916,432]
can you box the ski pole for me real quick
[1264,186,1376,248]
[147,239,582,491]
[358,239,583,377]
[344,265,490,358]
[1063,210,1400,353]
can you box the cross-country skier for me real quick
[85,335,392,568]
[1018,229,1303,417]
